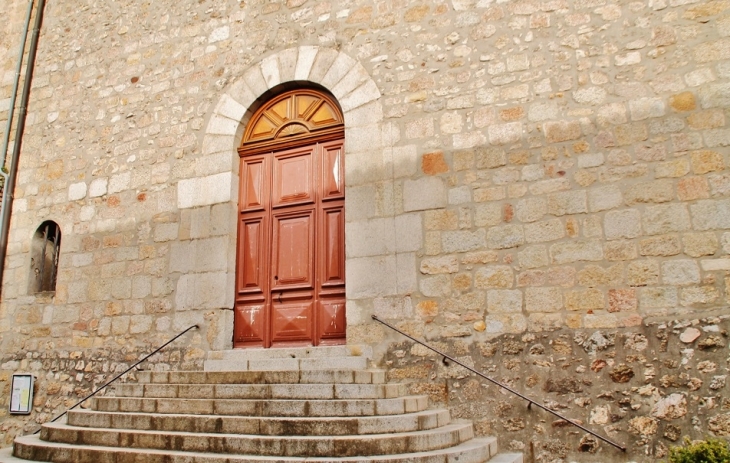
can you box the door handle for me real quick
[278,292,282,304]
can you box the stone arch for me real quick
[180,47,389,348]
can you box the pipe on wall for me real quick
[0,0,46,297]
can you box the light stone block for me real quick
[589,185,622,212]
[700,258,730,271]
[661,260,700,285]
[403,177,446,212]
[443,229,486,253]
[277,47,298,82]
[346,255,398,299]
[214,94,247,122]
[345,218,395,258]
[308,48,339,84]
[340,79,381,113]
[419,274,451,297]
[295,46,319,80]
[243,65,268,98]
[178,172,232,209]
[516,197,547,223]
[518,245,549,269]
[321,52,357,91]
[88,178,108,198]
[525,287,563,312]
[68,182,87,201]
[392,145,418,178]
[395,213,423,253]
[343,101,383,128]
[175,272,228,310]
[205,114,241,136]
[487,289,522,313]
[108,172,131,194]
[345,185,378,221]
[261,54,281,89]
[690,199,730,231]
[226,79,258,110]
[332,63,369,100]
[644,204,691,234]
[550,240,604,264]
[524,219,564,243]
[604,209,642,240]
[396,252,418,294]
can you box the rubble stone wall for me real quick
[383,315,729,462]
[0,0,728,457]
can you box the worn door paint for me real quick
[234,140,345,348]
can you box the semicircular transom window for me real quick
[241,90,344,147]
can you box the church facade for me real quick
[0,0,729,460]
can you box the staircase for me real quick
[6,346,522,463]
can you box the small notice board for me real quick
[9,374,34,415]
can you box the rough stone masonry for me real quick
[0,0,729,461]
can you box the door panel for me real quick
[271,209,315,290]
[236,139,345,348]
[272,147,314,208]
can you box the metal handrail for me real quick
[37,324,199,433]
[372,315,626,452]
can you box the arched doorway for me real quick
[234,88,346,348]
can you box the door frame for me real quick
[234,89,346,348]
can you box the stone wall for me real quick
[0,0,728,456]
[383,316,729,462]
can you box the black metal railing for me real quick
[372,315,626,452]
[37,324,199,433]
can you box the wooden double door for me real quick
[234,139,346,348]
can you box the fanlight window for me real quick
[29,221,61,293]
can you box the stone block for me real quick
[525,287,563,312]
[661,260,700,285]
[681,286,720,306]
[346,255,397,299]
[639,286,678,308]
[690,199,730,231]
[175,272,229,310]
[420,256,459,275]
[89,178,108,198]
[69,182,87,201]
[682,232,718,257]
[528,313,564,331]
[443,229,486,252]
[475,266,514,289]
[448,186,471,204]
[691,150,725,174]
[624,179,674,205]
[701,258,730,270]
[486,224,524,249]
[524,219,564,243]
[629,98,666,121]
[516,197,547,223]
[588,185,622,212]
[565,288,604,311]
[639,235,681,256]
[403,177,446,212]
[420,274,451,297]
[643,204,691,235]
[214,94,247,123]
[178,172,233,209]
[487,289,522,313]
[550,240,603,264]
[548,190,587,216]
[395,213,422,253]
[604,209,642,240]
[488,122,522,145]
[655,158,690,178]
[346,218,395,258]
[597,103,628,125]
[544,120,581,143]
[518,245,548,269]
[627,260,660,287]
[295,46,318,80]
[573,87,607,105]
[687,110,725,129]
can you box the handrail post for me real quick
[36,324,200,433]
[371,315,626,452]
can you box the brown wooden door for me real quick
[234,139,346,348]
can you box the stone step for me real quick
[204,355,368,372]
[93,394,430,417]
[136,369,386,385]
[113,382,406,400]
[206,345,373,361]
[11,435,512,463]
[38,421,475,457]
[67,408,451,435]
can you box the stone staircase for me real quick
[6,346,522,463]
